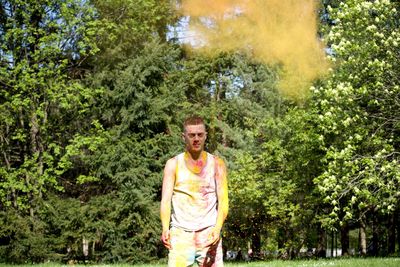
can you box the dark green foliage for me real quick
[0,210,50,263]
[89,0,178,69]
[79,30,185,264]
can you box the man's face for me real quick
[183,124,207,153]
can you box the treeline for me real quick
[0,0,399,263]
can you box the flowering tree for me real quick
[312,0,400,255]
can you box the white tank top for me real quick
[171,152,218,231]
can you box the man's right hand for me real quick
[161,229,171,249]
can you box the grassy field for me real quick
[133,257,398,266]
[1,258,400,267]
[223,257,400,266]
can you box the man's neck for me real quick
[184,151,207,174]
[186,150,202,160]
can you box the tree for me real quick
[312,0,400,255]
[0,0,99,216]
[88,0,178,70]
[81,36,187,261]
[0,0,102,261]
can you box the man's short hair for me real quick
[183,115,205,131]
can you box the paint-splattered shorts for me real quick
[168,226,223,267]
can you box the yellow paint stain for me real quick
[180,0,329,98]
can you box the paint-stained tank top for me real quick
[171,152,218,231]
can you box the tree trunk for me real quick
[359,218,367,256]
[316,225,327,258]
[372,214,379,256]
[25,173,35,218]
[28,109,45,216]
[330,231,334,257]
[251,231,261,258]
[277,227,285,251]
[11,188,17,209]
[340,222,350,256]
[397,211,400,254]
[83,237,89,258]
[388,213,396,254]
[1,146,18,209]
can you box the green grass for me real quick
[1,258,400,267]
[225,257,400,266]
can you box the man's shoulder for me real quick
[166,152,184,164]
[164,156,178,175]
[172,152,185,160]
[166,157,177,165]
[207,152,222,160]
[207,153,226,167]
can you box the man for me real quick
[160,115,229,267]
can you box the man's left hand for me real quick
[205,227,221,247]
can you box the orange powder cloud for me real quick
[180,0,329,98]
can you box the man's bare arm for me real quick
[215,157,229,230]
[160,157,176,249]
[207,156,229,245]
